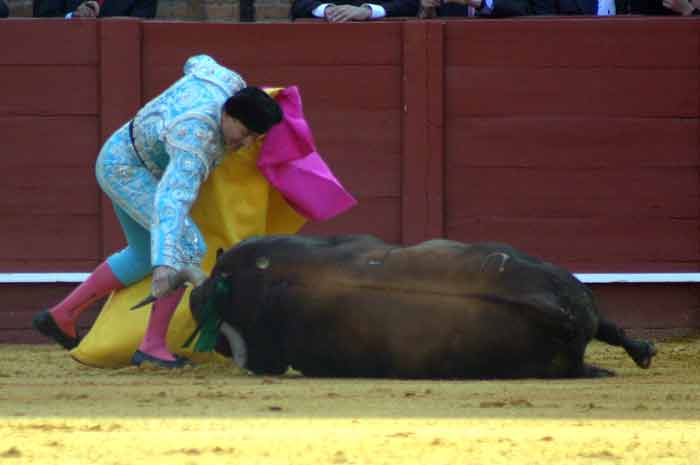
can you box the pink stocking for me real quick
[49,261,124,338]
[138,288,186,361]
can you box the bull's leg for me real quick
[580,363,616,378]
[559,343,617,378]
[595,318,657,369]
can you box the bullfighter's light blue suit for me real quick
[96,55,246,286]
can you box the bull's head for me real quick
[187,261,249,369]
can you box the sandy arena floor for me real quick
[1,339,699,465]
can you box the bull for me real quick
[176,234,656,379]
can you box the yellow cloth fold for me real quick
[70,88,306,368]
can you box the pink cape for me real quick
[257,86,357,222]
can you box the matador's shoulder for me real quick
[183,55,246,97]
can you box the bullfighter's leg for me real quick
[595,318,657,369]
[96,124,202,367]
[34,200,157,350]
[32,261,124,350]
[107,206,188,366]
[31,128,147,350]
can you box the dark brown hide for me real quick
[190,235,656,379]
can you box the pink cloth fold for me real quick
[258,86,357,222]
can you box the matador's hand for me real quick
[152,266,177,299]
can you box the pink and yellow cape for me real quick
[70,86,356,368]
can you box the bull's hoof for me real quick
[131,350,191,369]
[629,341,657,369]
[32,309,80,350]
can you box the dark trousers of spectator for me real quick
[628,0,674,13]
[437,1,469,14]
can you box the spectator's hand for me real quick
[444,0,483,7]
[73,0,100,17]
[662,0,695,14]
[325,5,372,22]
[418,0,438,18]
[152,266,177,299]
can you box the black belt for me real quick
[128,120,148,168]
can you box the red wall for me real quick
[443,20,700,273]
[1,18,698,342]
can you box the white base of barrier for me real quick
[1,273,699,284]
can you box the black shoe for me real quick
[32,309,80,350]
[131,350,191,369]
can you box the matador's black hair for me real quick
[223,86,283,135]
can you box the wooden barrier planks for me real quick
[446,168,699,219]
[98,19,143,258]
[446,117,700,168]
[140,21,406,243]
[141,22,403,67]
[0,283,102,344]
[0,19,699,343]
[0,67,99,116]
[593,283,700,330]
[0,216,101,268]
[0,20,102,272]
[443,18,700,271]
[444,18,700,69]
[302,198,401,243]
[0,20,99,66]
[446,67,700,118]
[401,21,446,244]
[448,217,700,272]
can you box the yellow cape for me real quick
[70,88,306,368]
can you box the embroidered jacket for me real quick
[131,54,246,269]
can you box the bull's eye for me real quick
[256,256,270,270]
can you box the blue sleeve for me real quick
[183,55,218,75]
[151,118,217,269]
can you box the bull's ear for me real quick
[216,248,224,261]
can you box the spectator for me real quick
[662,0,700,13]
[33,0,157,18]
[539,0,624,14]
[420,0,623,16]
[1,0,8,18]
[292,0,420,22]
[632,0,700,13]
[420,0,532,17]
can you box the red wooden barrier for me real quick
[0,18,698,343]
[442,18,700,273]
[99,19,143,257]
[0,21,101,274]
